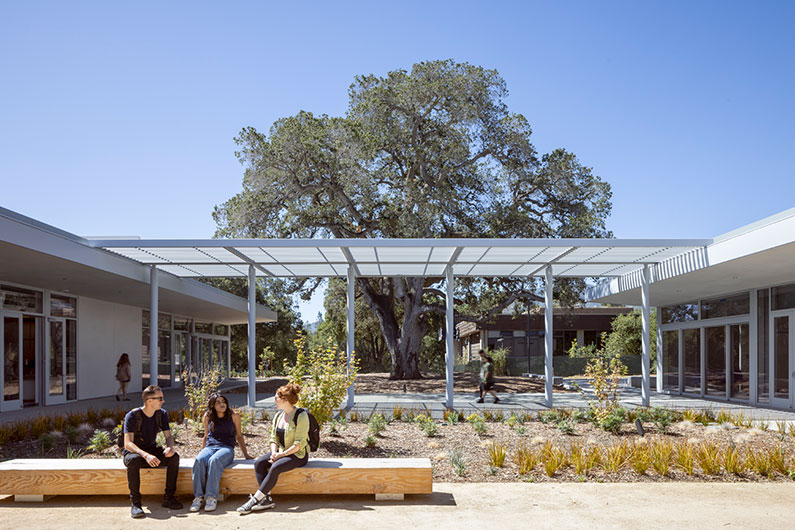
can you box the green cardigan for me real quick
[270,409,310,459]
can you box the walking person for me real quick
[477,349,500,403]
[190,392,252,513]
[237,383,309,514]
[122,385,183,518]
[115,353,131,401]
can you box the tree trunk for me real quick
[358,277,427,379]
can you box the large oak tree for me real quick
[214,60,612,379]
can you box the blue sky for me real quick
[1,1,793,321]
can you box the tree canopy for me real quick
[214,59,613,379]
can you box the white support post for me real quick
[656,305,663,393]
[445,266,455,410]
[346,266,355,409]
[149,265,158,387]
[641,264,651,407]
[247,265,257,409]
[544,266,554,408]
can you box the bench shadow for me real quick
[0,492,457,513]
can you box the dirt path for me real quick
[1,483,791,529]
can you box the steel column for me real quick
[641,264,651,406]
[247,265,257,409]
[149,265,158,387]
[544,266,554,408]
[445,266,455,410]
[346,266,355,409]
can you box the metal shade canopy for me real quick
[93,238,711,279]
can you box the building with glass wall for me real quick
[0,207,275,412]
[587,208,795,411]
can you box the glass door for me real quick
[2,314,24,411]
[45,318,67,405]
[770,311,795,409]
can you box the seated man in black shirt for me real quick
[122,385,183,518]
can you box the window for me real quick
[705,326,725,397]
[661,303,698,323]
[701,293,749,319]
[683,328,701,393]
[772,283,795,311]
[663,330,679,392]
[1,284,43,313]
[50,294,77,318]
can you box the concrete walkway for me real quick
[1,483,794,529]
[3,380,795,424]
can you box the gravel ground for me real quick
[5,413,794,483]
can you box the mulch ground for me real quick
[226,373,572,395]
[4,414,794,483]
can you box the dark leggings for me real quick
[254,452,308,494]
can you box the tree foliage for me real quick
[214,60,612,379]
[604,309,658,369]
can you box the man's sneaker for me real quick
[476,398,484,403]
[189,497,203,512]
[204,497,217,512]
[494,397,501,404]
[131,504,144,518]
[251,494,275,511]
[161,495,183,510]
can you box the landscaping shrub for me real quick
[555,418,576,435]
[652,407,677,433]
[368,413,388,436]
[39,432,57,455]
[288,333,359,426]
[449,449,467,477]
[696,441,722,475]
[650,439,674,476]
[569,442,599,476]
[66,445,85,459]
[513,444,538,475]
[603,441,630,473]
[392,406,404,421]
[676,443,696,475]
[629,443,651,475]
[467,413,487,435]
[84,408,100,426]
[578,355,628,432]
[87,429,113,453]
[723,446,746,476]
[183,367,222,422]
[487,347,509,376]
[363,434,377,447]
[487,442,507,468]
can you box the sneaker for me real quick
[494,397,500,404]
[131,504,144,518]
[237,494,259,514]
[476,398,484,403]
[204,497,217,512]
[189,497,203,512]
[251,494,275,511]
[161,496,183,510]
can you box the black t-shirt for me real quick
[123,408,170,452]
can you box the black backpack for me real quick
[117,408,165,449]
[287,407,320,452]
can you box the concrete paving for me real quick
[1,483,794,529]
[3,379,795,424]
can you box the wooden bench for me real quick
[0,458,432,502]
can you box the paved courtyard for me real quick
[1,483,793,529]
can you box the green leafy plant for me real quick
[66,444,84,459]
[288,332,359,426]
[449,449,467,477]
[652,407,676,433]
[368,413,388,436]
[555,418,576,435]
[64,425,80,444]
[38,432,57,455]
[87,429,113,453]
[363,434,377,447]
[487,347,509,376]
[504,414,521,428]
[183,367,222,421]
[239,409,256,434]
[578,355,628,432]
[467,413,487,435]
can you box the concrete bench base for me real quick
[0,458,432,500]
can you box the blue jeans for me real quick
[192,445,234,498]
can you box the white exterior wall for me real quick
[78,297,141,400]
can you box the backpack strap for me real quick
[291,407,305,426]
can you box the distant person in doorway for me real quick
[477,349,500,404]
[122,385,183,518]
[116,353,131,401]
[190,392,251,513]
[237,383,309,514]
